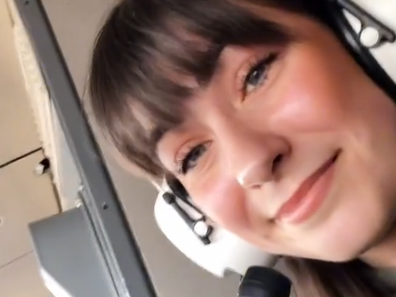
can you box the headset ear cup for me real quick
[324,1,396,100]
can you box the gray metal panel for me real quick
[29,208,117,297]
[13,1,157,297]
[51,100,81,209]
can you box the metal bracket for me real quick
[335,0,395,48]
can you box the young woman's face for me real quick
[156,13,396,262]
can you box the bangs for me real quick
[89,0,316,177]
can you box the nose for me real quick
[238,153,284,189]
[219,124,290,189]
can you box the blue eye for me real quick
[243,53,278,95]
[178,144,207,175]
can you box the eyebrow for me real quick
[197,44,225,87]
[149,125,171,148]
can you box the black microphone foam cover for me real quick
[238,266,292,297]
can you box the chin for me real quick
[324,251,363,263]
[304,184,396,264]
[316,224,393,264]
[298,212,392,264]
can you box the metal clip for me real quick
[335,0,395,48]
[162,192,213,245]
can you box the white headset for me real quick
[153,0,396,291]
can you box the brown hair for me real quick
[88,0,395,296]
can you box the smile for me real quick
[275,151,340,225]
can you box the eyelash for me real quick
[176,52,279,175]
[176,143,208,175]
[239,52,279,97]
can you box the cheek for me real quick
[268,44,359,134]
[190,177,249,232]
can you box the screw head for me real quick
[194,220,210,237]
[360,26,381,48]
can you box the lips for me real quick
[275,152,339,224]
